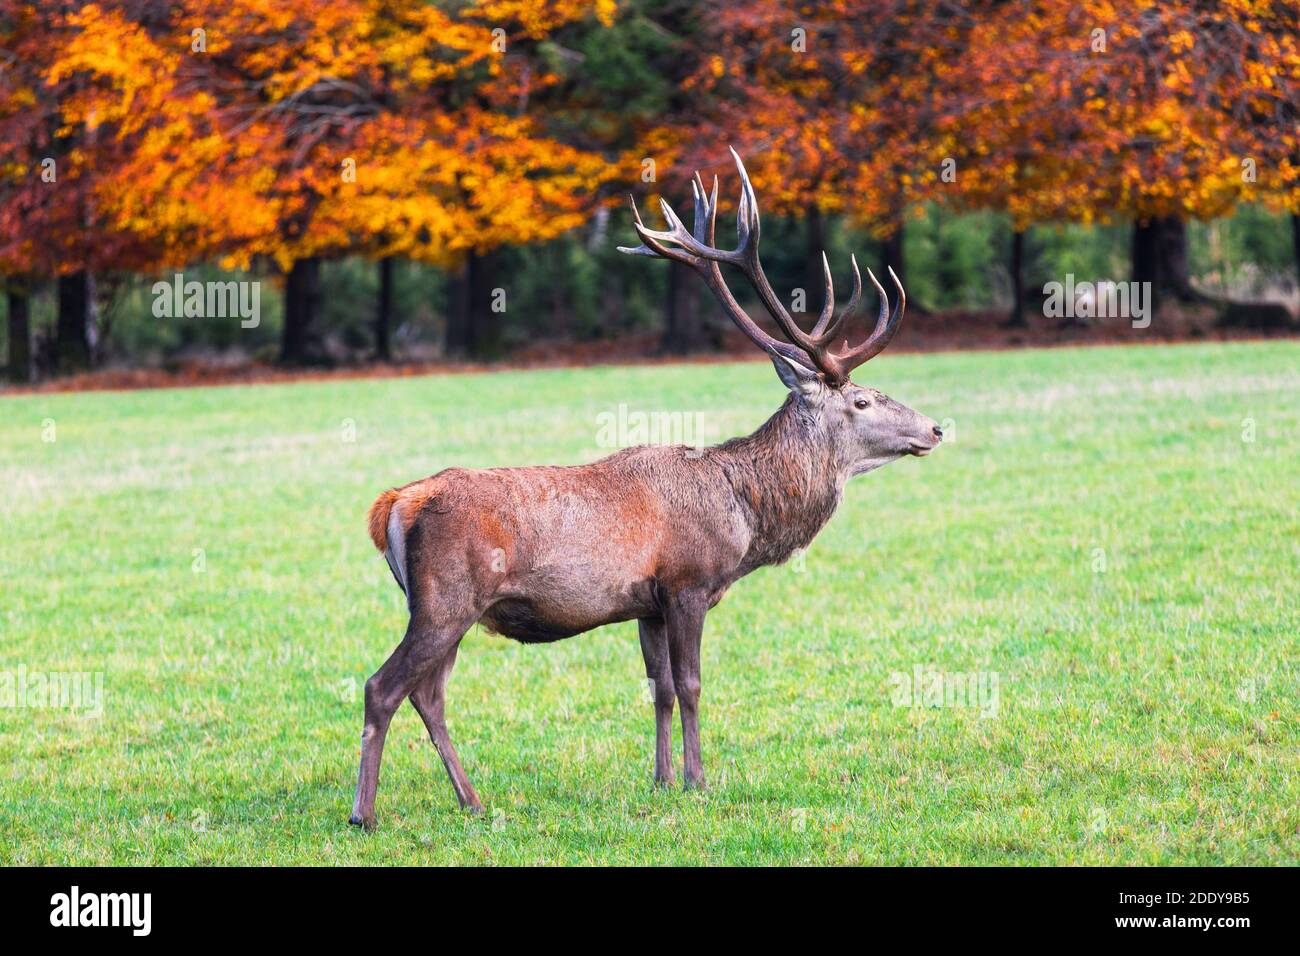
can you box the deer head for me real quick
[619,148,942,476]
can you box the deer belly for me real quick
[480,580,656,644]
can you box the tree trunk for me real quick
[444,250,503,359]
[445,258,471,357]
[467,250,502,358]
[1005,229,1027,327]
[1157,215,1199,301]
[1132,215,1201,315]
[661,260,704,354]
[56,271,92,373]
[1292,213,1300,294]
[1132,218,1162,315]
[7,287,31,383]
[280,257,323,365]
[375,256,394,361]
[805,205,825,317]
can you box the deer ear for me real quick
[771,352,822,397]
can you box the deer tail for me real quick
[367,488,401,553]
[368,487,410,595]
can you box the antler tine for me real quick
[809,252,836,340]
[730,146,760,252]
[622,151,763,276]
[618,194,695,265]
[690,174,709,243]
[705,174,719,244]
[876,265,907,356]
[812,253,862,341]
[866,266,890,339]
[622,186,740,272]
[830,265,907,371]
[658,196,691,242]
[845,253,864,320]
[616,196,655,257]
[625,180,745,267]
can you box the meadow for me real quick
[1,340,1297,865]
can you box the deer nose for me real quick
[932,425,944,440]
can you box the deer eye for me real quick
[854,398,870,410]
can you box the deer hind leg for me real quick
[409,642,482,813]
[349,608,474,831]
[638,617,676,787]
[664,591,708,790]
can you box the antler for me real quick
[618,147,906,386]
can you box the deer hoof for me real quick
[683,777,708,792]
[463,802,485,815]
[348,812,379,831]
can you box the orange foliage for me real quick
[671,1,1300,233]
[1,0,619,278]
[3,0,1298,288]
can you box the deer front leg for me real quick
[663,591,708,790]
[637,617,676,787]
[409,643,483,813]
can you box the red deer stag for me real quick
[349,149,942,828]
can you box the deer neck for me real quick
[713,395,850,570]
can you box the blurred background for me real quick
[2,0,1298,387]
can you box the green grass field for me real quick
[1,341,1297,865]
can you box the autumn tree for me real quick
[50,0,617,363]
[1221,0,1300,288]
[929,1,1300,319]
[0,1,169,374]
[906,3,1121,323]
[1075,2,1282,308]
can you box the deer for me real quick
[349,149,942,829]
